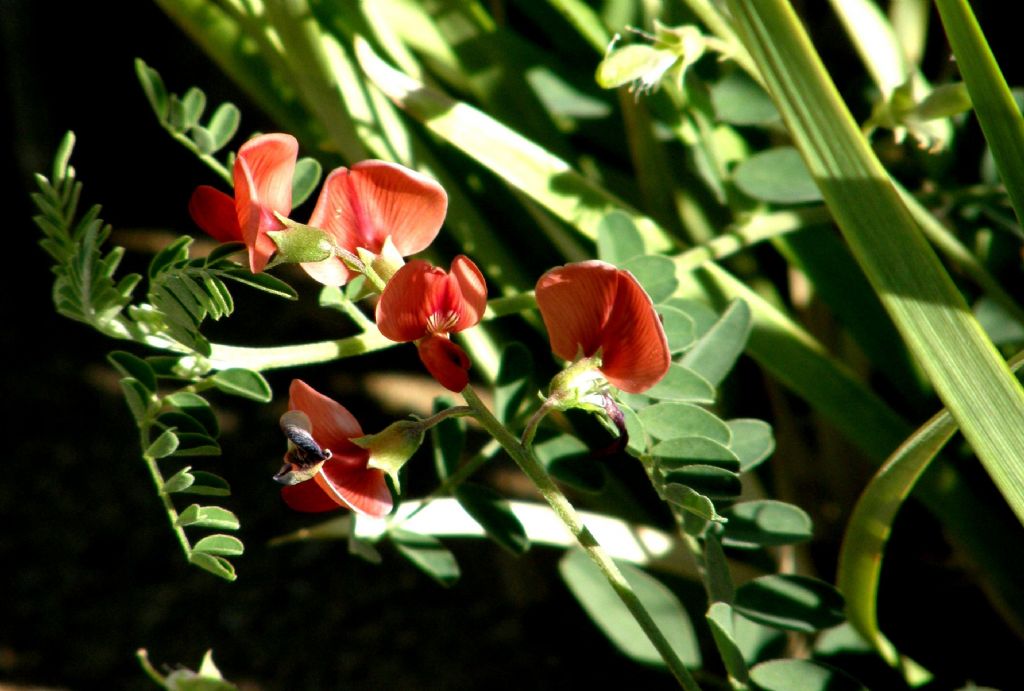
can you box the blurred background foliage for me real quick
[4,0,1024,688]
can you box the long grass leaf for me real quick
[934,0,1024,228]
[724,0,1024,528]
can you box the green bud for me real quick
[353,419,426,493]
[268,215,334,264]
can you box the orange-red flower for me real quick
[277,379,392,518]
[535,260,670,393]
[188,133,297,274]
[300,161,448,286]
[375,256,487,392]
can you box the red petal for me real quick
[281,479,342,513]
[417,335,471,392]
[188,186,243,243]
[315,460,393,518]
[535,260,619,361]
[234,133,297,272]
[375,260,439,342]
[288,379,364,454]
[600,270,671,393]
[309,161,447,258]
[449,255,487,332]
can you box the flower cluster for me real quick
[190,134,671,519]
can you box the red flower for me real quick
[534,260,670,393]
[375,256,487,392]
[278,379,392,518]
[300,161,448,286]
[188,133,298,274]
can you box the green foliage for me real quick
[559,549,701,669]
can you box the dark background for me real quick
[3,2,1023,689]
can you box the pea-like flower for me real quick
[188,133,297,274]
[276,379,392,518]
[301,161,448,286]
[375,256,487,392]
[535,260,670,394]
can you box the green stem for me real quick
[461,386,700,690]
[205,292,537,371]
[135,649,166,687]
[139,427,193,560]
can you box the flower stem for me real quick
[461,385,700,690]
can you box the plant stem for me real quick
[461,385,700,690]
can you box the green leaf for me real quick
[710,70,779,126]
[734,575,846,633]
[621,404,647,456]
[638,402,731,444]
[354,37,671,253]
[149,236,192,280]
[596,210,644,264]
[206,102,240,150]
[179,470,230,496]
[494,342,533,425]
[188,552,237,581]
[703,531,735,603]
[157,411,207,435]
[661,466,741,500]
[533,434,606,493]
[165,392,218,436]
[728,0,1024,532]
[181,87,207,129]
[727,419,775,473]
[664,298,719,339]
[177,504,240,530]
[430,397,463,480]
[653,437,740,472]
[934,0,1024,228]
[291,157,323,208]
[662,484,724,522]
[119,377,154,422]
[390,529,460,587]
[147,428,180,459]
[134,58,168,120]
[748,659,867,691]
[559,549,701,668]
[733,147,822,204]
[169,432,220,458]
[170,433,221,457]
[189,125,216,154]
[220,268,298,299]
[837,405,954,682]
[192,534,244,557]
[680,299,752,388]
[721,500,813,548]
[455,483,530,555]
[108,351,156,392]
[658,305,696,355]
[210,368,272,402]
[642,364,715,403]
[620,255,678,304]
[706,602,750,684]
[163,467,195,494]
